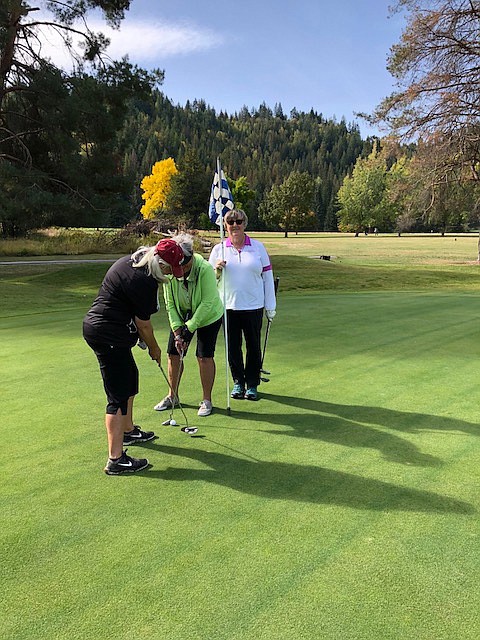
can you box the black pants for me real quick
[85,339,138,415]
[227,308,263,388]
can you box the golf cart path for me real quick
[0,259,115,266]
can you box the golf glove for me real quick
[265,309,276,321]
[179,325,194,343]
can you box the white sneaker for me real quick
[197,400,213,417]
[154,396,177,411]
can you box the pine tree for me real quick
[166,147,210,228]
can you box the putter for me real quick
[169,350,184,424]
[181,427,198,435]
[260,276,279,381]
[159,366,175,425]
[260,319,272,380]
[158,352,191,431]
[158,364,175,425]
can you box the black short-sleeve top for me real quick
[83,255,159,347]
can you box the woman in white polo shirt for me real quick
[209,209,276,401]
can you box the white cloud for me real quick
[100,20,224,61]
[35,18,224,69]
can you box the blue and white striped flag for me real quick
[209,167,234,225]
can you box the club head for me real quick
[181,427,198,435]
[260,368,270,375]
[161,419,171,426]
[260,377,270,383]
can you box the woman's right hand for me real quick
[215,260,227,271]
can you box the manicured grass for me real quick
[247,231,480,265]
[1,238,479,639]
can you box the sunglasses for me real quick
[226,219,244,226]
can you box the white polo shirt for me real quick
[209,235,276,311]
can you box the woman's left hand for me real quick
[149,344,162,364]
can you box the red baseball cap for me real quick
[154,239,185,277]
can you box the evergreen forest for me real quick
[118,94,373,231]
[3,1,477,238]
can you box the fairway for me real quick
[2,235,480,640]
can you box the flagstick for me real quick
[217,156,231,415]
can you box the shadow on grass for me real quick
[260,393,480,437]
[145,444,474,515]
[216,400,443,467]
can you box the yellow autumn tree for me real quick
[140,158,178,219]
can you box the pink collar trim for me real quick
[225,234,251,248]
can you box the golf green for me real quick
[1,261,479,639]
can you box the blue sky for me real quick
[50,0,408,137]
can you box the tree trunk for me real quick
[0,1,23,107]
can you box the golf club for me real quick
[158,353,191,431]
[158,364,174,425]
[169,349,184,424]
[181,427,198,434]
[260,276,279,381]
[260,319,272,379]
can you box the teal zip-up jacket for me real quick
[162,253,223,333]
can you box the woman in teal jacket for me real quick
[153,233,223,417]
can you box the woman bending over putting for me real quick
[83,244,172,475]
[153,233,224,418]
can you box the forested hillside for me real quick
[117,93,373,230]
[3,1,477,237]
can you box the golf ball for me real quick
[170,419,177,426]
